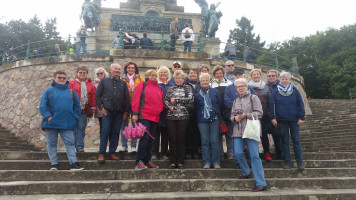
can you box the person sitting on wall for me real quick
[124,30,135,49]
[140,32,154,50]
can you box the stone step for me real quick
[1,151,356,160]
[1,168,355,181]
[2,189,356,200]
[0,160,355,170]
[0,146,39,151]
[1,177,356,195]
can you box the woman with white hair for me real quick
[231,78,267,192]
[94,67,109,136]
[270,72,305,169]
[195,73,221,169]
[151,66,172,160]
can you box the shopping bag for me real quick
[242,114,261,141]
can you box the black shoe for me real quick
[70,162,84,170]
[297,163,305,170]
[238,172,252,179]
[50,164,58,170]
[169,164,177,169]
[252,186,267,192]
[284,163,291,169]
[177,164,184,169]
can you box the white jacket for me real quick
[181,27,195,43]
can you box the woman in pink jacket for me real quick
[131,70,164,170]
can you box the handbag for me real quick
[242,113,261,142]
[212,107,229,134]
[271,123,284,137]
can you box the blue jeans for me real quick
[136,119,157,164]
[45,129,78,165]
[184,41,192,52]
[219,120,233,157]
[280,121,303,165]
[99,112,123,155]
[76,42,87,55]
[198,119,220,166]
[120,119,137,149]
[74,113,87,150]
[170,35,177,51]
[233,137,267,187]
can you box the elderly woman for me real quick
[151,66,171,160]
[69,66,97,152]
[184,69,201,159]
[131,70,164,170]
[199,65,209,74]
[165,70,194,169]
[119,61,145,153]
[195,73,221,168]
[248,69,273,161]
[270,72,305,169]
[231,78,267,192]
[93,67,109,136]
[210,65,233,160]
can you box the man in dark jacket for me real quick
[39,70,83,170]
[96,63,130,162]
[140,32,154,50]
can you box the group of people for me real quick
[170,17,195,52]
[39,59,305,192]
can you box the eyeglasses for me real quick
[57,76,67,80]
[268,75,276,77]
[226,65,234,67]
[78,72,87,74]
[173,65,181,68]
[97,72,104,75]
[236,85,246,89]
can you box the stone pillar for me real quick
[202,37,220,59]
[291,54,299,73]
[86,33,98,54]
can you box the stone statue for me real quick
[80,0,105,32]
[194,0,222,38]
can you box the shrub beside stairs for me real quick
[0,99,356,199]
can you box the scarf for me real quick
[224,71,234,82]
[76,78,88,110]
[199,88,213,119]
[277,83,294,96]
[248,80,266,90]
[127,73,135,91]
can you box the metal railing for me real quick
[1,31,296,73]
[349,88,356,100]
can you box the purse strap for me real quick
[255,89,270,119]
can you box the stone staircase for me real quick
[0,99,356,199]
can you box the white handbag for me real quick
[242,113,261,141]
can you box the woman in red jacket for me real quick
[69,66,97,152]
[131,70,164,170]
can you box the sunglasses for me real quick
[268,75,276,77]
[57,77,67,80]
[97,72,104,75]
[226,65,234,67]
[173,65,181,68]
[78,72,87,74]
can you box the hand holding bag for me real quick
[242,114,261,141]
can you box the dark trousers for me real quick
[98,117,102,135]
[185,115,200,156]
[260,116,270,154]
[99,112,123,155]
[170,35,177,51]
[166,119,189,165]
[152,127,169,157]
[136,119,157,164]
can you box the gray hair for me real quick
[267,69,279,76]
[111,63,121,69]
[234,78,248,87]
[199,73,211,81]
[279,71,291,79]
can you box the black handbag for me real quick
[272,123,284,137]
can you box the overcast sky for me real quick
[1,0,356,47]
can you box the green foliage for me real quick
[229,16,265,59]
[0,15,64,63]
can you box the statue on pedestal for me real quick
[194,0,222,38]
[80,0,105,32]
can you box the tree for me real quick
[229,16,265,59]
[44,18,60,40]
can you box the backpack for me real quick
[184,29,191,38]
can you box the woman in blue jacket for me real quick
[40,71,83,170]
[195,73,222,169]
[270,72,305,169]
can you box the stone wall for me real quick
[0,53,310,150]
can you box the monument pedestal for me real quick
[202,38,221,59]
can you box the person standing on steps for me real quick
[170,17,179,51]
[39,70,84,170]
[181,23,194,52]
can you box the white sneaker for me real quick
[131,147,137,152]
[119,147,128,152]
